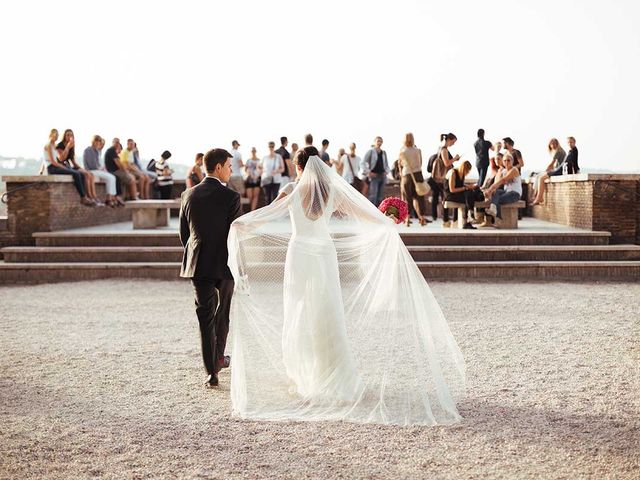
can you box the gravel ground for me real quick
[1,280,638,479]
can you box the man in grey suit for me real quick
[179,148,242,388]
[361,136,390,206]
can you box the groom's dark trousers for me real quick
[192,278,234,375]
[179,176,242,376]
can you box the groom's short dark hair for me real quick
[204,148,232,173]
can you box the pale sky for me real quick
[1,0,639,172]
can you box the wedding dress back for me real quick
[228,156,465,426]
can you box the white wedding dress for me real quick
[228,156,465,426]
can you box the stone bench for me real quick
[444,200,526,229]
[125,200,181,229]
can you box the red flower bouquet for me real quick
[378,197,409,224]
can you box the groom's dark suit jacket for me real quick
[179,177,242,280]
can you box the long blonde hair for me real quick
[455,160,472,180]
[404,132,415,148]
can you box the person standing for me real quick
[179,148,242,388]
[502,137,525,171]
[428,133,459,227]
[319,139,331,166]
[474,129,494,187]
[83,135,119,207]
[244,147,261,211]
[186,153,205,188]
[341,143,362,190]
[44,129,94,206]
[361,136,390,206]
[228,140,245,194]
[259,141,284,204]
[155,150,174,199]
[565,137,579,174]
[332,147,346,175]
[276,136,294,191]
[399,133,429,226]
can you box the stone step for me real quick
[33,230,612,247]
[0,260,638,284]
[3,244,640,263]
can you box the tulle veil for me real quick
[227,156,465,426]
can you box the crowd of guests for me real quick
[42,129,174,206]
[43,127,579,225]
[200,131,577,229]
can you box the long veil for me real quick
[228,156,465,426]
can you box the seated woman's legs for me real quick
[493,190,521,219]
[533,173,549,204]
[47,164,91,204]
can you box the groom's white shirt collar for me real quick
[205,175,224,185]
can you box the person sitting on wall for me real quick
[481,153,522,227]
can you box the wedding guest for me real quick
[482,153,522,226]
[474,128,494,186]
[399,132,428,226]
[57,129,101,205]
[304,133,314,148]
[244,147,261,211]
[502,137,524,170]
[259,141,284,204]
[186,153,205,188]
[290,142,299,168]
[361,136,390,206]
[105,140,138,201]
[228,140,245,194]
[445,160,483,229]
[532,138,566,205]
[83,135,119,207]
[341,143,362,190]
[155,150,174,199]
[44,129,94,206]
[319,139,331,165]
[277,137,295,192]
[427,133,459,227]
[120,139,151,199]
[566,137,579,174]
[332,147,345,176]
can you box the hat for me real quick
[232,140,240,147]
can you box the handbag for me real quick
[406,149,429,196]
[346,154,364,192]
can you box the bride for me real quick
[228,147,465,426]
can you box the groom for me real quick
[179,148,242,388]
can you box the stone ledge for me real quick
[2,175,187,184]
[523,173,640,184]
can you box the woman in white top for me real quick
[43,129,94,206]
[259,141,284,204]
[482,153,522,226]
[340,142,362,186]
[399,133,429,227]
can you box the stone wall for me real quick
[528,174,640,244]
[2,176,135,246]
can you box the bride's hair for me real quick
[295,146,319,170]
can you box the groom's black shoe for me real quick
[205,374,219,388]
[219,355,231,369]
